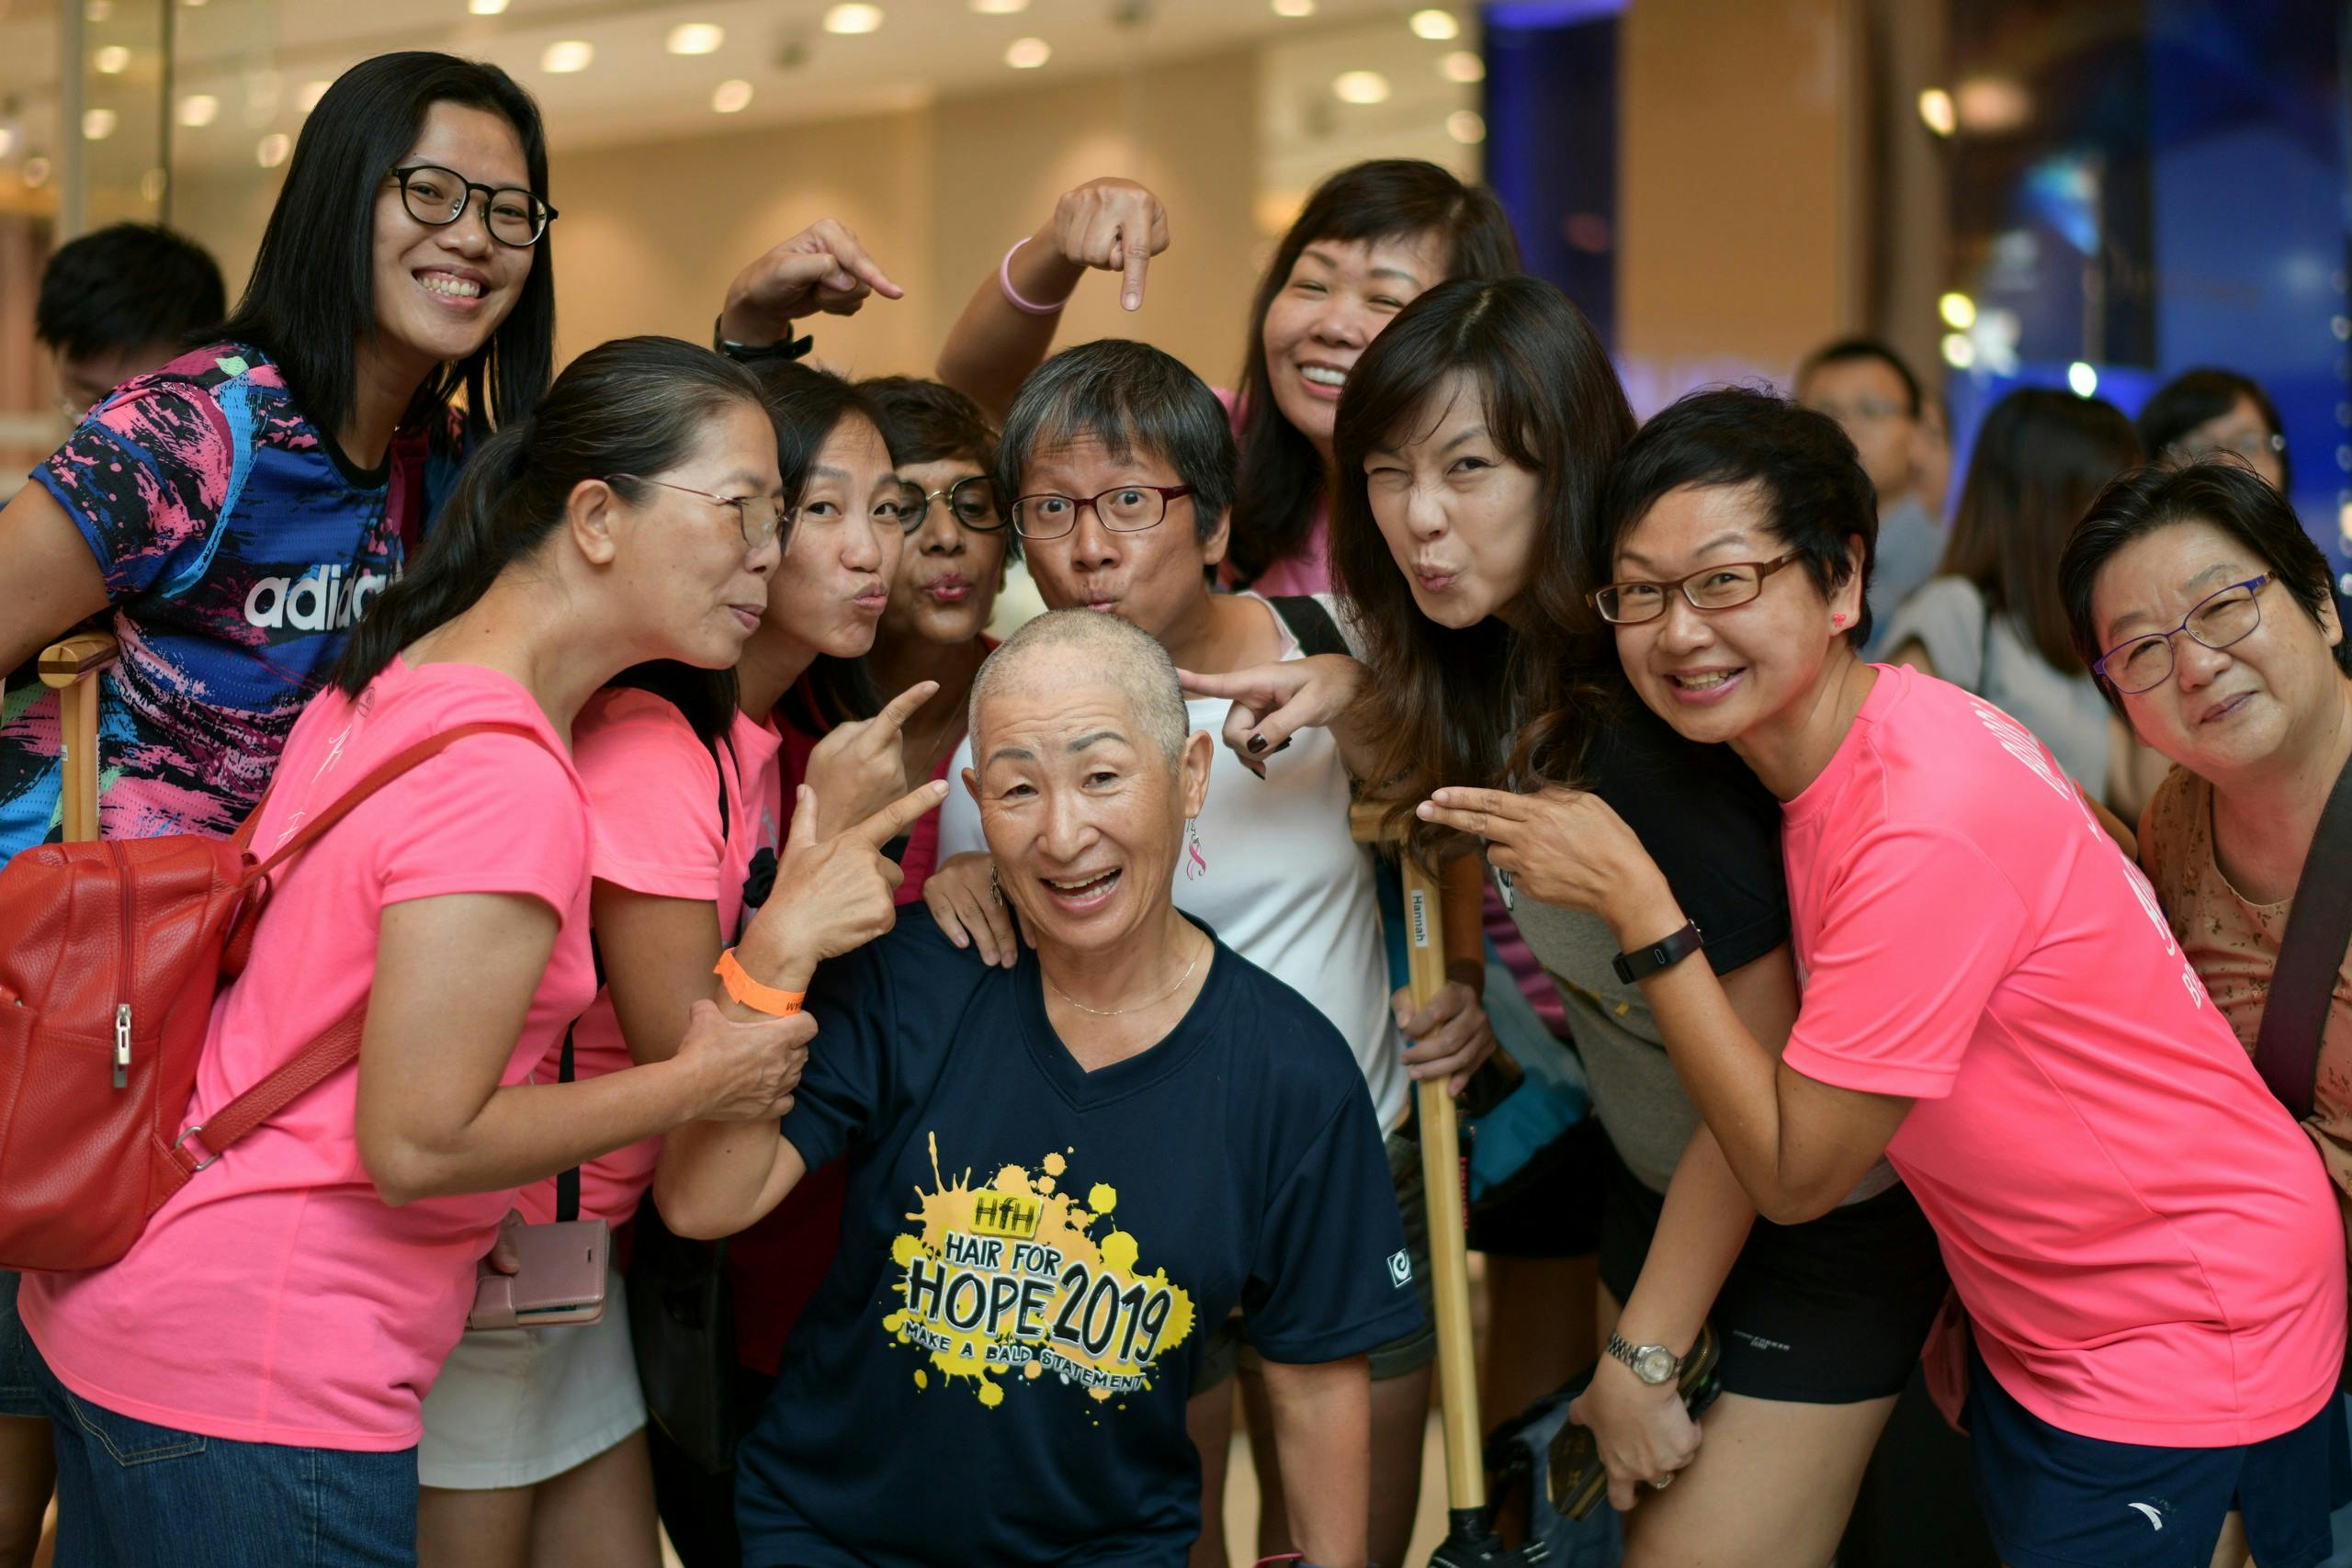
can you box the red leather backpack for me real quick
[0,721,545,1271]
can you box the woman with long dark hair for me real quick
[934,160,1520,593]
[1878,388,2153,811]
[17,337,933,1565]
[1186,278,1951,1566]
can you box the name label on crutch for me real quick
[1409,887,1431,950]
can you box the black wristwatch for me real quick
[713,314,815,365]
[1611,918,1703,985]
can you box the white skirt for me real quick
[417,1260,646,1491]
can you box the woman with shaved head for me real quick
[654,609,1418,1568]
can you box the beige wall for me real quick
[1617,0,1858,398]
[553,46,1261,389]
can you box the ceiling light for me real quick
[711,78,752,113]
[0,129,12,158]
[1272,0,1314,15]
[82,108,118,140]
[1937,291,1975,330]
[181,0,209,7]
[823,4,885,33]
[1917,87,1955,137]
[1441,51,1483,83]
[468,0,509,13]
[1409,9,1460,40]
[255,131,289,167]
[1955,75,2030,133]
[2067,361,2098,398]
[667,22,724,55]
[1005,36,1051,68]
[85,0,111,19]
[969,0,1029,11]
[1447,108,1485,143]
[298,79,331,111]
[541,39,594,73]
[94,45,130,73]
[1939,332,1974,368]
[176,93,219,127]
[1332,70,1390,105]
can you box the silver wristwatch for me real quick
[1605,1330,1681,1385]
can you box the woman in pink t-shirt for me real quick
[1421,387,2346,1568]
[933,163,1521,596]
[17,337,934,1568]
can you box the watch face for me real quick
[1634,1346,1678,1383]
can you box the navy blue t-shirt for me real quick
[733,918,1423,1567]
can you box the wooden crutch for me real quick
[1350,802,1547,1567]
[40,631,119,843]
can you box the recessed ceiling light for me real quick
[1005,36,1051,68]
[82,108,118,140]
[1409,9,1460,40]
[1271,0,1314,15]
[541,39,594,73]
[1446,108,1485,143]
[1332,70,1390,105]
[94,45,130,73]
[180,0,209,7]
[176,93,219,127]
[711,78,753,113]
[823,4,885,33]
[255,131,290,167]
[667,22,724,55]
[2067,361,2098,398]
[468,0,509,14]
[298,79,331,111]
[969,0,1029,11]
[1917,87,1956,137]
[1938,291,1976,330]
[1441,51,1482,83]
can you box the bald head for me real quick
[970,609,1192,767]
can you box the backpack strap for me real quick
[2254,751,2352,1122]
[1267,594,1351,660]
[177,719,569,1177]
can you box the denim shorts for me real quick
[0,1273,41,1420]
[25,1325,418,1568]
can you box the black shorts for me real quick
[1967,1350,2349,1568]
[1467,1112,1607,1259]
[1597,1129,1946,1404]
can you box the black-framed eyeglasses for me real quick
[1587,553,1808,625]
[2092,575,2271,694]
[389,164,557,248]
[908,475,1007,533]
[610,474,791,550]
[1008,483,1194,541]
[2165,431,2287,466]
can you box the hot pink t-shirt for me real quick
[517,693,784,1227]
[1779,665,2345,1448]
[1213,387,1332,597]
[21,657,594,1451]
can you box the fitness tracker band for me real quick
[713,314,815,365]
[1611,918,1704,986]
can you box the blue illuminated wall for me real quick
[1482,1,1622,345]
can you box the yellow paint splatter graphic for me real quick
[878,1134,1196,1409]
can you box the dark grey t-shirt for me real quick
[1507,698,1791,1193]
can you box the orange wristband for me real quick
[714,948,804,1017]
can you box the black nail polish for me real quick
[1245,735,1267,754]
[1271,739,1292,754]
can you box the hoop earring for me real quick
[1182,818,1208,881]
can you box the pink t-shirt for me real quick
[1213,386,1332,597]
[22,657,594,1451]
[516,693,785,1227]
[1779,665,2345,1448]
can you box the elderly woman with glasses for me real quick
[2062,461,2352,1264]
[916,339,1493,1567]
[654,608,1421,1568]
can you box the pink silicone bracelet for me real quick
[999,237,1069,316]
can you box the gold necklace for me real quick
[1045,941,1204,1018]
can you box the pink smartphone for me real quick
[466,1218,610,1331]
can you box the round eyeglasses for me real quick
[907,476,1007,533]
[389,164,556,248]
[2092,575,2271,694]
[1007,483,1194,541]
[610,475,791,551]
[1586,554,1807,625]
